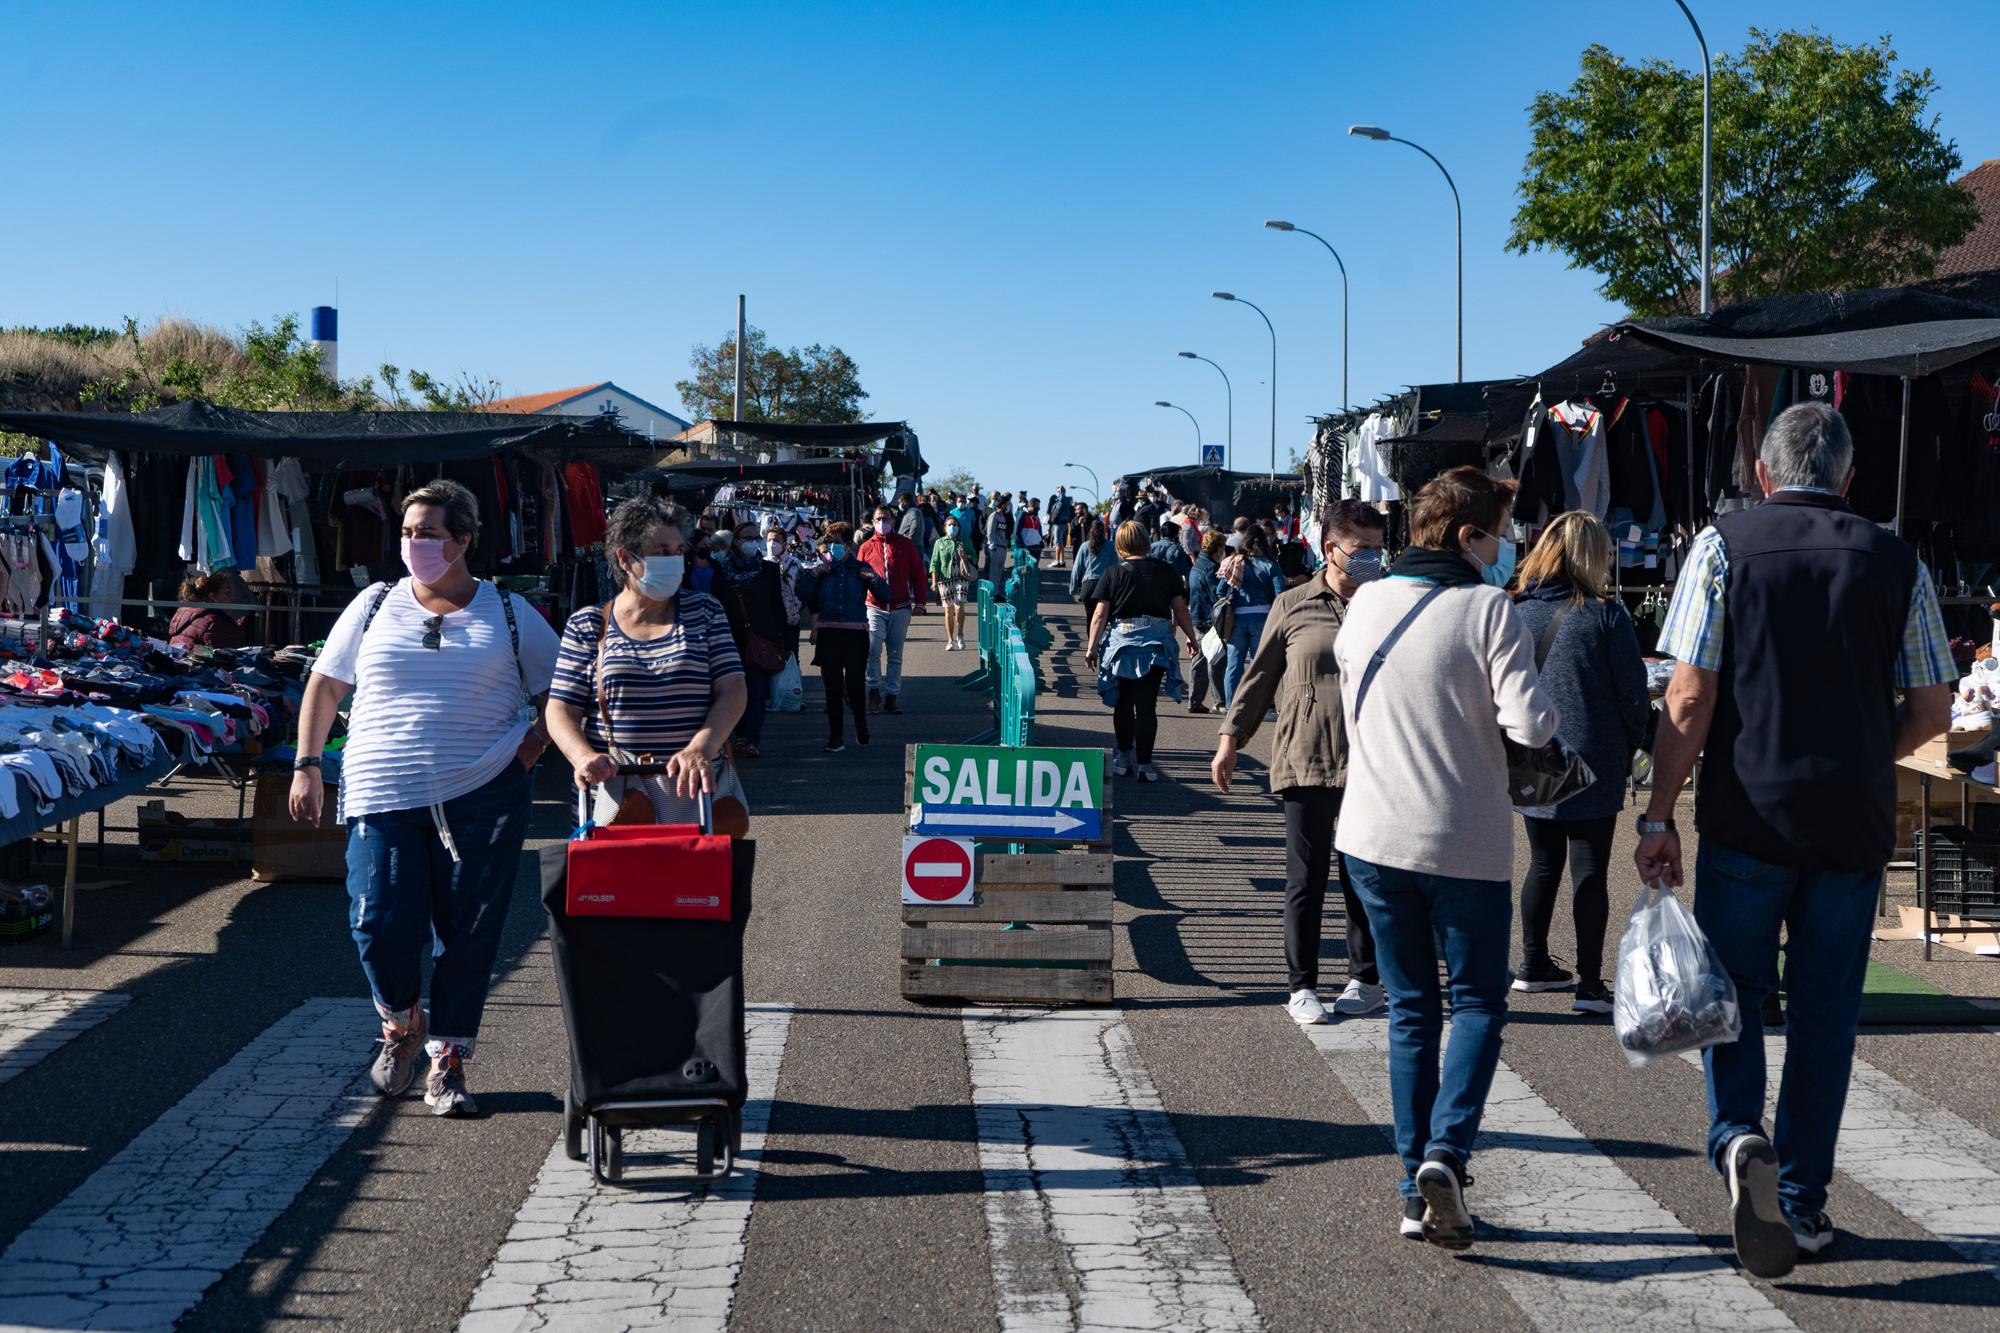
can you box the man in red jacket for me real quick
[859,503,929,714]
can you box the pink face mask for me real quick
[875,519,893,536]
[402,537,457,584]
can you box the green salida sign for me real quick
[909,744,1104,841]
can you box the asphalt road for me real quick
[1,570,1996,1332]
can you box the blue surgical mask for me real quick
[631,554,684,601]
[1474,530,1515,588]
[828,542,848,561]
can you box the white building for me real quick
[483,381,691,440]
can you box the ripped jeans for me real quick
[344,761,533,1056]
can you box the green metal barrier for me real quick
[956,579,998,692]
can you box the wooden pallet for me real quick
[901,851,1115,1004]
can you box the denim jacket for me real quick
[1070,541,1117,599]
[1226,556,1286,612]
[1188,555,1221,630]
[1095,619,1186,706]
[798,557,888,629]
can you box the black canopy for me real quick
[702,419,924,478]
[1616,286,2000,377]
[0,401,653,468]
[653,457,873,486]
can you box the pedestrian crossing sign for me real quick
[1200,444,1225,467]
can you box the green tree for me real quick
[932,467,978,496]
[1508,30,1978,315]
[676,324,868,424]
[377,363,501,411]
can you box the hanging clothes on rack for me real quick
[88,451,137,619]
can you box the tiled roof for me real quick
[481,382,610,415]
[1933,158,2000,279]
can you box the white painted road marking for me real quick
[0,998,376,1333]
[963,1008,1262,1333]
[458,1004,795,1333]
[0,990,131,1087]
[1683,1035,2000,1279]
[1308,1019,1793,1331]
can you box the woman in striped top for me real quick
[546,497,747,826]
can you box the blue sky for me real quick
[6,1,1996,495]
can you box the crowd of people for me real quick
[282,405,1944,1281]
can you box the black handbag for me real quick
[1351,585,1593,809]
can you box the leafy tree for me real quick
[932,467,978,496]
[1508,30,1978,315]
[377,363,501,411]
[81,314,376,412]
[676,324,868,424]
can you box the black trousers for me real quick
[819,661,869,744]
[1281,786,1377,992]
[1112,668,1164,763]
[1520,813,1617,983]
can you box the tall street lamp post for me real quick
[1154,401,1203,455]
[1063,461,1099,503]
[1349,125,1461,381]
[1670,0,1714,313]
[1177,352,1232,461]
[1212,292,1278,477]
[1264,220,1350,412]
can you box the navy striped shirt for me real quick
[549,594,744,753]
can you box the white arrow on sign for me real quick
[910,806,1090,836]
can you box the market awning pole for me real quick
[1685,373,1698,529]
[1893,375,1912,537]
[733,295,746,459]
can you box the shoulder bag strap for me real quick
[1351,583,1451,721]
[492,581,526,691]
[357,581,395,637]
[1534,598,1580,671]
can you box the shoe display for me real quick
[1399,1196,1426,1239]
[1415,1151,1475,1250]
[369,1010,427,1098]
[424,1044,478,1118]
[1287,988,1329,1025]
[1511,959,1577,993]
[1570,980,1614,1015]
[1788,1211,1835,1256]
[1726,1134,1795,1278]
[1332,978,1387,1016]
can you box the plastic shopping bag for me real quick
[771,654,804,713]
[1612,880,1741,1067]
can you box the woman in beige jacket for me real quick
[1211,499,1389,1027]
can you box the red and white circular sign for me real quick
[902,836,976,904]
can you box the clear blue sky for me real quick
[6,1,1995,495]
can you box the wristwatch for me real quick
[292,756,323,773]
[1636,816,1675,836]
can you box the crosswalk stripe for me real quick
[963,1009,1263,1333]
[0,997,377,1333]
[0,990,130,1087]
[1306,1018,1794,1331]
[1681,1035,2000,1278]
[457,1003,795,1333]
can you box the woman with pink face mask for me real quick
[290,480,561,1119]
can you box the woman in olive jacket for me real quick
[1210,499,1390,1026]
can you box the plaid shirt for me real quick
[1657,518,1955,689]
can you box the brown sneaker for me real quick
[424,1044,478,1117]
[369,1009,426,1097]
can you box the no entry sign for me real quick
[901,836,976,905]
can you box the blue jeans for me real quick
[1347,856,1512,1196]
[345,761,534,1053]
[1221,611,1267,707]
[1694,840,1881,1218]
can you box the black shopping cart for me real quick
[540,767,756,1186]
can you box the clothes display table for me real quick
[1894,751,2000,960]
[4,752,173,946]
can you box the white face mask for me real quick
[629,554,684,601]
[740,540,764,558]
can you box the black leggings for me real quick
[820,662,869,744]
[1520,813,1616,983]
[1113,667,1164,763]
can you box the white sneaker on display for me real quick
[1287,988,1329,1025]
[1332,978,1387,1016]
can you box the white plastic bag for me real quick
[1613,880,1741,1067]
[771,654,804,713]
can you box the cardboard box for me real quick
[250,773,346,882]
[136,802,244,864]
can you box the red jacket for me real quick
[858,531,928,611]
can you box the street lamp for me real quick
[1264,220,1350,412]
[1062,461,1099,502]
[1212,292,1278,478]
[1670,0,1714,313]
[1176,352,1232,459]
[1349,124,1462,380]
[1154,400,1202,454]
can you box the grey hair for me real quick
[1760,402,1853,491]
[400,479,480,538]
[605,496,688,585]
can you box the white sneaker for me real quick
[1287,988,1329,1025]
[1136,763,1162,783]
[944,640,959,651]
[1110,750,1134,777]
[1332,978,1387,1016]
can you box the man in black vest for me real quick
[1638,402,1952,1280]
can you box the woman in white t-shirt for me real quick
[290,480,560,1119]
